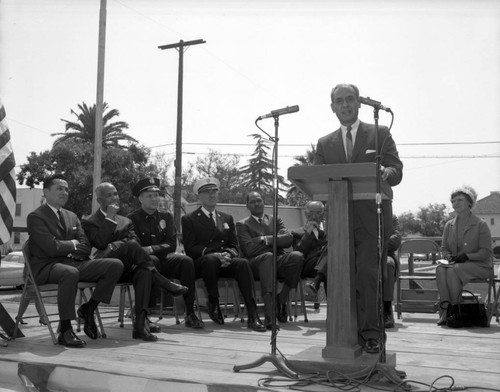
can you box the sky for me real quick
[1,0,499,216]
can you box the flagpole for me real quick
[91,0,106,214]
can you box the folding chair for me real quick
[287,280,308,322]
[396,239,441,318]
[117,283,134,328]
[12,240,106,344]
[195,278,245,323]
[466,266,498,327]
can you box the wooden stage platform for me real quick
[0,292,499,391]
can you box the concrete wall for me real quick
[184,202,306,230]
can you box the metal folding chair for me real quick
[12,240,106,344]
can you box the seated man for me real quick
[291,201,328,302]
[82,182,188,342]
[27,174,123,347]
[383,215,402,329]
[128,177,204,329]
[236,191,304,329]
[181,177,266,332]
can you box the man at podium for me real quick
[314,83,403,353]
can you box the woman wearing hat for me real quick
[436,185,493,325]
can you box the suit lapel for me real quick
[350,122,364,162]
[43,204,66,237]
[331,129,347,163]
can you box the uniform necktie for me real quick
[209,212,216,226]
[346,126,353,162]
[57,210,66,232]
[258,218,263,225]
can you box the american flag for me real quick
[0,98,16,245]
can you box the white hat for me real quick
[193,177,220,195]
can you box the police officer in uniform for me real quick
[181,177,266,332]
[128,178,204,329]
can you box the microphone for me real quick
[358,96,392,112]
[257,105,299,120]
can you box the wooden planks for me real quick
[0,297,499,390]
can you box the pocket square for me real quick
[365,149,376,154]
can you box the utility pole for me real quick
[92,0,106,213]
[158,38,206,232]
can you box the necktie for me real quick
[346,126,353,162]
[209,212,216,226]
[258,218,263,225]
[57,210,66,232]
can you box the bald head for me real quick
[305,201,325,222]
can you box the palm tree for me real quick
[286,144,316,206]
[52,102,137,148]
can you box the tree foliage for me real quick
[184,149,247,204]
[286,144,316,206]
[17,140,156,217]
[240,134,289,205]
[52,102,137,148]
[397,203,451,237]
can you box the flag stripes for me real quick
[0,98,16,245]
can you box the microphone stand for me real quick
[233,114,298,379]
[373,107,386,363]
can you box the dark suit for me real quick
[292,224,328,279]
[236,214,304,301]
[27,204,123,320]
[181,207,257,314]
[128,209,196,311]
[315,121,403,341]
[82,210,154,319]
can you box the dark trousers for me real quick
[249,251,304,295]
[194,254,257,316]
[151,253,196,313]
[353,200,392,341]
[46,258,123,320]
[110,241,154,318]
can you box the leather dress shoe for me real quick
[57,329,86,348]
[207,301,224,325]
[146,317,161,333]
[364,338,381,354]
[77,304,98,340]
[264,315,280,331]
[132,328,158,341]
[247,316,266,332]
[185,313,205,329]
[276,302,288,323]
[155,274,189,297]
[304,282,318,301]
[384,310,395,329]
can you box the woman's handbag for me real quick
[445,290,489,328]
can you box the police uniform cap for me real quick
[132,177,160,197]
[193,177,220,195]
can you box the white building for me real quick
[1,187,43,254]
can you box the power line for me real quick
[149,140,500,149]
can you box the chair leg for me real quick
[195,281,202,322]
[118,285,125,327]
[230,280,244,322]
[76,288,84,332]
[223,280,229,319]
[299,280,308,323]
[158,291,164,321]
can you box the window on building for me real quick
[15,203,21,216]
[14,232,20,244]
[491,218,495,226]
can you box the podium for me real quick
[287,163,403,381]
